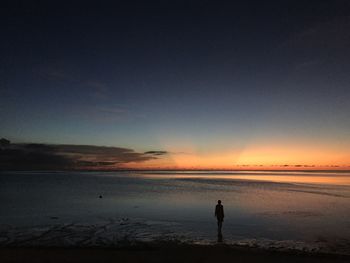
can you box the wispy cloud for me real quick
[69,105,132,123]
[33,67,111,100]
[144,151,168,156]
[279,16,350,69]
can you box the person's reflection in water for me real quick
[217,232,223,243]
[215,200,224,242]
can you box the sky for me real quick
[1,1,350,170]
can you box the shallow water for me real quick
[1,171,350,252]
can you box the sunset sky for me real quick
[1,1,350,170]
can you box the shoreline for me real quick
[1,244,349,263]
[2,220,350,256]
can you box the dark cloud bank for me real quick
[0,139,166,170]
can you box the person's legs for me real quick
[217,220,222,232]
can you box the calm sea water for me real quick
[1,170,350,250]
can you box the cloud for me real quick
[282,16,350,66]
[33,67,111,100]
[32,68,142,123]
[144,151,168,156]
[0,141,166,170]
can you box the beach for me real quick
[1,245,349,263]
[1,170,350,258]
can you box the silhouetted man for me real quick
[215,200,224,234]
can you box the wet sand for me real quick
[1,245,349,263]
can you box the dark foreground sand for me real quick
[1,245,349,263]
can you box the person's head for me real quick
[218,200,221,204]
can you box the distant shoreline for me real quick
[2,169,350,173]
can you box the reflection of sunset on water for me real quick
[135,171,350,186]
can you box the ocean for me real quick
[1,170,350,253]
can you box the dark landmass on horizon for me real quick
[0,138,166,170]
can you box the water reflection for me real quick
[136,171,350,185]
[1,171,350,245]
[217,232,223,243]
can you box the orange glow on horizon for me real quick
[118,143,350,170]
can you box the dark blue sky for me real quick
[1,1,350,168]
